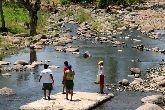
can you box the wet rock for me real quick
[122,79,130,86]
[0,61,11,65]
[83,51,91,58]
[65,47,79,52]
[14,60,28,66]
[152,47,159,52]
[55,46,65,52]
[130,68,141,74]
[160,50,165,54]
[0,87,16,96]
[141,95,165,106]
[132,45,144,51]
[2,73,12,76]
[136,103,163,110]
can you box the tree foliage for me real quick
[17,0,41,36]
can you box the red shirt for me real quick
[64,65,68,74]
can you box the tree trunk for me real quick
[0,0,7,32]
[29,10,38,36]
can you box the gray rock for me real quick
[136,103,163,110]
[65,47,79,52]
[0,87,16,96]
[0,61,11,65]
[141,95,165,105]
[2,73,12,76]
[14,60,28,65]
[130,68,141,74]
[122,79,130,86]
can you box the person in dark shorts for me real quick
[39,64,54,100]
[64,65,75,101]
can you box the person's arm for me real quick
[50,74,54,84]
[39,76,42,82]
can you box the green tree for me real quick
[0,0,7,32]
[18,0,41,36]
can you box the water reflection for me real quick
[30,46,37,63]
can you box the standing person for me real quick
[62,61,69,94]
[39,64,54,100]
[65,65,75,101]
[98,61,105,94]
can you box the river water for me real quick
[0,27,165,110]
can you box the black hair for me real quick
[44,64,49,69]
[64,61,68,66]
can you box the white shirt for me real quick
[40,69,53,83]
[98,65,104,75]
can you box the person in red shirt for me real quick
[62,61,69,94]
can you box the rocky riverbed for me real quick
[0,0,165,110]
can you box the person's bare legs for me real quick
[70,90,73,101]
[62,84,65,94]
[66,89,69,100]
[48,90,51,100]
[100,85,104,94]
[44,90,46,99]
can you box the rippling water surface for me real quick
[0,28,165,110]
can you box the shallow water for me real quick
[0,28,165,110]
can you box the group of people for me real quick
[39,60,105,101]
[39,61,75,101]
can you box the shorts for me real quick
[42,83,53,90]
[99,74,104,85]
[66,80,74,90]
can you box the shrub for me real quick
[75,8,92,23]
[97,0,108,8]
[60,0,71,5]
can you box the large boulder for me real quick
[141,95,165,105]
[122,79,130,86]
[14,60,28,65]
[130,68,141,74]
[136,103,163,110]
[0,87,16,96]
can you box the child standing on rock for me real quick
[98,61,105,94]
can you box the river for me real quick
[0,27,165,110]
